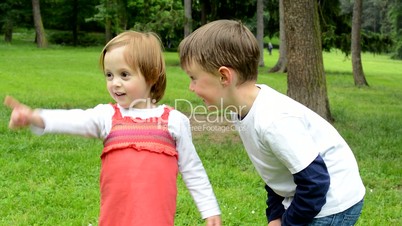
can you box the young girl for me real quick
[5,31,221,226]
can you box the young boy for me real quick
[179,19,365,226]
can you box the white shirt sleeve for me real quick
[263,115,319,174]
[31,104,114,140]
[168,110,221,219]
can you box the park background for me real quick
[1,0,401,225]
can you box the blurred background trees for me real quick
[0,0,399,58]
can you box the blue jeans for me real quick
[308,199,364,226]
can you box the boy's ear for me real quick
[218,66,234,86]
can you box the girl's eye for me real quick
[121,72,130,78]
[120,72,130,80]
[105,72,113,80]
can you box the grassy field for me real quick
[0,39,401,225]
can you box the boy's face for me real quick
[184,63,225,110]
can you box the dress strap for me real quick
[161,106,174,121]
[110,104,123,120]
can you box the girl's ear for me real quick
[218,66,234,86]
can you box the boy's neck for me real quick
[231,82,260,118]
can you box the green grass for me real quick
[0,39,401,225]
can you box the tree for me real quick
[351,0,369,87]
[32,0,47,48]
[1,1,14,42]
[184,0,192,37]
[390,0,402,59]
[269,0,287,73]
[257,0,265,67]
[191,0,256,27]
[72,0,79,46]
[1,0,27,43]
[3,12,14,43]
[283,0,333,122]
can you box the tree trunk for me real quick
[4,18,13,43]
[72,0,78,46]
[118,0,128,31]
[184,0,192,37]
[105,0,113,43]
[283,0,333,122]
[351,0,369,87]
[32,0,48,48]
[269,0,287,73]
[200,0,206,25]
[257,0,265,67]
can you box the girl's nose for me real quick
[112,78,122,87]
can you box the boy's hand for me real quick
[205,215,222,226]
[268,218,281,226]
[3,96,44,129]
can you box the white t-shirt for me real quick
[233,84,365,217]
[32,104,221,219]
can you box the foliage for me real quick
[264,0,279,38]
[191,0,257,26]
[339,0,399,56]
[361,31,393,54]
[86,0,184,49]
[41,0,102,32]
[128,0,184,49]
[0,0,32,41]
[85,0,128,34]
[318,0,351,53]
[389,0,402,59]
[0,0,401,54]
[49,31,104,46]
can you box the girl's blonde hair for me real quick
[100,31,166,103]
[179,20,260,84]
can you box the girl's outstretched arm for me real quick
[3,95,44,129]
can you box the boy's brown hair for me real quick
[179,20,260,84]
[100,31,166,103]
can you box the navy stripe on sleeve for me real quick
[265,184,285,222]
[282,154,330,226]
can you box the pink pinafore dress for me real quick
[99,104,178,226]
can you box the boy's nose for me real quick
[189,83,195,92]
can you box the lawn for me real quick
[0,40,401,225]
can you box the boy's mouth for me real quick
[115,92,126,96]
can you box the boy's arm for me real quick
[265,184,285,223]
[281,155,330,226]
[4,96,44,129]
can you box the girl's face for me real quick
[104,46,152,109]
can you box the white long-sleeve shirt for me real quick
[233,85,365,218]
[32,103,221,219]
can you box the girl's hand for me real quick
[3,96,44,129]
[206,215,222,226]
